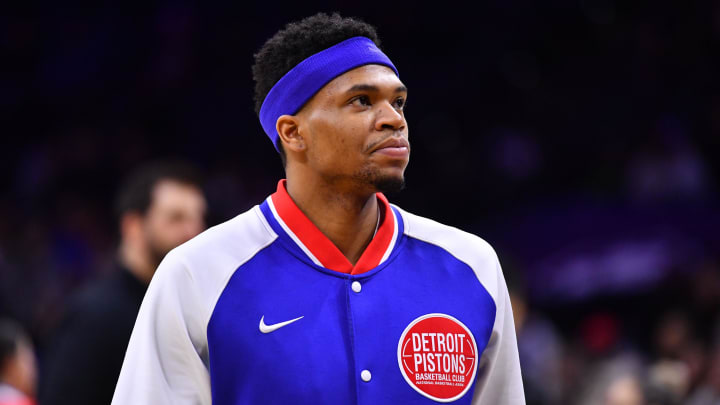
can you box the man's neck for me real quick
[285,175,379,265]
[118,242,155,285]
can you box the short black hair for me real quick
[114,160,203,219]
[251,13,381,166]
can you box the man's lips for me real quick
[371,137,410,158]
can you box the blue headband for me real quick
[259,36,399,150]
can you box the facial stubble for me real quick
[354,165,406,195]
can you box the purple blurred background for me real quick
[1,1,719,404]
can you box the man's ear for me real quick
[276,115,306,153]
[120,211,144,243]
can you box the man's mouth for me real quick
[371,137,410,158]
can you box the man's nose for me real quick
[375,101,405,131]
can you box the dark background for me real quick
[1,1,718,403]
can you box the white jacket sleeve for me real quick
[112,250,211,405]
[471,257,525,404]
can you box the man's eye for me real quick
[351,95,371,106]
[394,97,406,109]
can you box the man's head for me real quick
[252,13,409,195]
[0,319,36,396]
[115,160,206,279]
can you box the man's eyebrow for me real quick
[345,84,409,93]
[345,84,379,93]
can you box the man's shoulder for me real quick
[394,205,502,300]
[174,204,275,258]
[70,270,141,316]
[52,270,142,347]
[394,205,497,260]
[158,204,278,285]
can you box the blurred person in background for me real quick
[509,280,563,404]
[686,348,720,405]
[39,160,207,405]
[0,319,36,405]
[604,374,645,405]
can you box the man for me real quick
[41,161,206,405]
[113,13,524,404]
[0,319,36,405]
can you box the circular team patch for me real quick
[397,314,478,402]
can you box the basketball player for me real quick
[113,13,524,404]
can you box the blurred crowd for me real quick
[511,259,720,405]
[1,1,718,404]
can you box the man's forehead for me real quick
[326,64,405,93]
[151,180,204,206]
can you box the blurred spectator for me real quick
[686,349,720,405]
[0,319,36,405]
[575,350,645,405]
[655,311,694,360]
[39,160,207,405]
[510,283,564,404]
[645,360,690,405]
[654,310,707,391]
[604,374,645,405]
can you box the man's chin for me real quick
[373,176,405,195]
[149,246,173,271]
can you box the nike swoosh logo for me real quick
[259,315,304,334]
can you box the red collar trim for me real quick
[268,179,397,275]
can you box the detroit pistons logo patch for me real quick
[397,314,478,402]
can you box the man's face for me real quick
[295,64,409,194]
[4,339,36,396]
[142,180,206,266]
